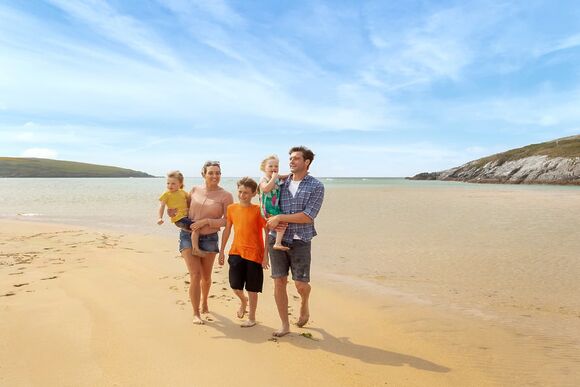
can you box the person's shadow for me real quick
[207,312,450,373]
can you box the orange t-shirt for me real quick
[227,203,267,263]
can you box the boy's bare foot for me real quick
[237,297,248,319]
[273,244,290,251]
[192,316,204,325]
[241,320,256,328]
[272,328,290,337]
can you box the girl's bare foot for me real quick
[192,315,204,325]
[241,320,256,328]
[273,244,290,251]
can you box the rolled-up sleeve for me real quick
[303,183,324,220]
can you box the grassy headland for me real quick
[471,135,580,168]
[0,157,153,178]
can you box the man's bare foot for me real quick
[192,315,204,325]
[272,328,290,337]
[296,315,309,327]
[297,303,309,327]
[241,320,256,328]
[237,297,248,319]
[273,244,290,251]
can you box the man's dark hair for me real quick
[237,177,258,193]
[289,146,315,168]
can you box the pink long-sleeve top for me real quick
[188,185,234,235]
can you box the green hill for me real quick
[0,157,154,178]
[471,135,580,168]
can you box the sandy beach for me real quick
[1,184,580,386]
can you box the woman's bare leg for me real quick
[199,253,216,314]
[181,248,203,324]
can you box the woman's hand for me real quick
[190,218,210,231]
[218,252,225,266]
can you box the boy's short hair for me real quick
[260,154,279,172]
[289,146,315,168]
[237,177,258,193]
[167,170,184,189]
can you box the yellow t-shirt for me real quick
[227,204,267,263]
[159,189,189,223]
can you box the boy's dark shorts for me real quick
[228,254,264,293]
[268,235,311,282]
[179,231,220,253]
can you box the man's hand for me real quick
[262,256,270,270]
[267,215,281,229]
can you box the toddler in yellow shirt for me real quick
[157,171,199,249]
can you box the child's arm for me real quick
[259,173,279,193]
[262,226,270,269]
[218,220,232,266]
[157,202,166,225]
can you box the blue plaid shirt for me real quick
[278,173,324,243]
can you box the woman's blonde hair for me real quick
[167,170,184,189]
[260,154,279,172]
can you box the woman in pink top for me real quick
[178,161,233,325]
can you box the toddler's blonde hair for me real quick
[167,170,184,189]
[260,154,279,172]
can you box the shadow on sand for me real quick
[206,312,450,373]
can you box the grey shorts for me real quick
[268,235,311,282]
[179,231,219,253]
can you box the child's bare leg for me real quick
[273,229,289,251]
[241,291,258,327]
[191,230,202,256]
[233,289,248,319]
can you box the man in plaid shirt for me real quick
[266,146,324,337]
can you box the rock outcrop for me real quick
[409,135,580,185]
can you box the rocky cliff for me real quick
[409,135,580,185]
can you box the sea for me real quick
[0,177,578,236]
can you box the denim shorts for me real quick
[268,235,311,282]
[179,231,220,253]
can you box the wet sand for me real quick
[1,184,579,386]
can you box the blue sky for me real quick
[1,0,579,177]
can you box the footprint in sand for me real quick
[40,276,58,280]
[13,283,29,287]
[1,292,16,297]
[176,300,186,305]
[169,286,179,291]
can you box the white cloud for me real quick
[21,148,58,159]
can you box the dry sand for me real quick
[1,185,579,386]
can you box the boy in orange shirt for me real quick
[218,177,269,327]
